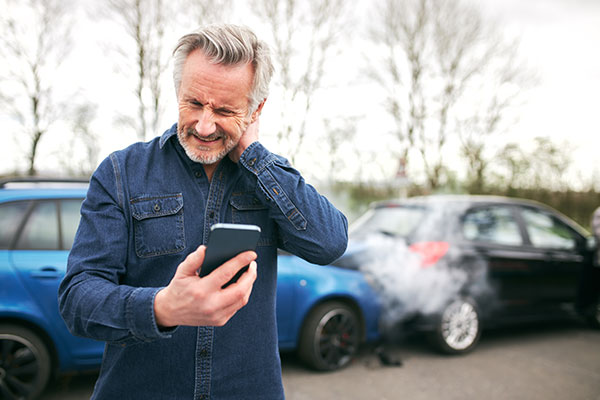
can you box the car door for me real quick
[461,204,544,313]
[516,205,586,306]
[9,198,105,364]
[0,200,36,315]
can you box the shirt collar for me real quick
[159,123,178,149]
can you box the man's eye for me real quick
[216,109,235,116]
[191,101,203,107]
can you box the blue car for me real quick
[0,178,380,400]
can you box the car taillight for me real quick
[408,241,450,267]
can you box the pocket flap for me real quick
[131,194,183,221]
[230,193,267,211]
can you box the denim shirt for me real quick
[58,124,348,400]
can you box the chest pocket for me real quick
[230,193,274,246]
[130,194,186,258]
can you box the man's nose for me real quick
[195,108,217,136]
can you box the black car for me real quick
[336,195,600,354]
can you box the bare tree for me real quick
[183,0,234,24]
[102,0,236,141]
[321,117,358,184]
[495,137,572,191]
[101,0,173,141]
[0,0,73,175]
[253,0,349,164]
[369,0,428,183]
[494,142,529,191]
[58,103,100,177]
[368,0,530,190]
[458,38,534,193]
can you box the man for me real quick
[593,206,600,267]
[59,24,348,399]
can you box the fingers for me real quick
[205,250,257,290]
[212,261,257,324]
[178,245,206,277]
[156,248,257,327]
[233,260,257,303]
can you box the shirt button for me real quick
[195,171,202,178]
[248,158,256,166]
[153,204,161,212]
[209,211,215,219]
[199,349,209,357]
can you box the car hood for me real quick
[331,238,381,270]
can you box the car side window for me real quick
[462,206,522,246]
[0,201,31,249]
[15,201,59,250]
[521,208,576,250]
[60,199,83,250]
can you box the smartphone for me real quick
[198,223,261,288]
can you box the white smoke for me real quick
[356,233,471,328]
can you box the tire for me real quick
[0,324,52,400]
[298,301,361,371]
[429,297,481,355]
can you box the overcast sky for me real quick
[480,0,600,183]
[1,0,599,187]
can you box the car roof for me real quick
[0,178,88,202]
[374,194,552,209]
[371,194,590,237]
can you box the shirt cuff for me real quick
[239,141,281,174]
[126,287,177,341]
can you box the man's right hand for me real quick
[153,245,257,328]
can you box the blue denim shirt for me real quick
[58,124,348,400]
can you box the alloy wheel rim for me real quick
[0,334,41,400]
[314,309,359,369]
[441,300,479,351]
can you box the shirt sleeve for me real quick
[58,154,176,344]
[238,142,348,265]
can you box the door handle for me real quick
[30,267,62,279]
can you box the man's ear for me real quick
[250,99,267,123]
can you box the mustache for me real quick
[184,127,225,141]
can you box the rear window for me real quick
[16,201,59,250]
[350,206,427,238]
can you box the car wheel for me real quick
[298,301,361,371]
[0,324,52,400]
[430,297,481,354]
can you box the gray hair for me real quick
[173,24,274,113]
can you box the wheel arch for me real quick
[0,316,60,375]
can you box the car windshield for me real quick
[349,205,427,239]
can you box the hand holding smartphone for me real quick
[198,223,261,288]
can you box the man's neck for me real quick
[203,163,218,182]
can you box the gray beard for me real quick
[177,129,235,164]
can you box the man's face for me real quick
[177,49,254,165]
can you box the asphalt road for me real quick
[41,320,600,400]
